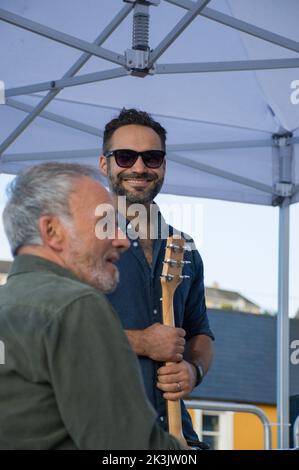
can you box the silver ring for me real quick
[177,382,182,392]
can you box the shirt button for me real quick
[160,416,164,422]
[133,241,138,247]
[153,309,158,315]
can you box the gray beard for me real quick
[68,233,119,293]
[78,258,119,293]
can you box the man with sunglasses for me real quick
[99,109,214,447]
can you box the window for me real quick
[202,413,220,449]
[192,410,233,450]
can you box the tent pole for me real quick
[277,198,290,449]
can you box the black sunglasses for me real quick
[104,149,166,169]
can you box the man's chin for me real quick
[82,269,119,294]
[102,282,118,294]
[90,278,118,294]
[122,187,156,204]
[109,178,163,204]
[126,194,153,204]
[99,270,120,294]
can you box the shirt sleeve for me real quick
[182,248,215,342]
[43,292,184,450]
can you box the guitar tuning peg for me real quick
[163,258,174,267]
[163,258,182,267]
[163,259,192,267]
[166,243,185,252]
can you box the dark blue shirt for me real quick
[107,210,214,442]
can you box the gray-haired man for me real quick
[0,162,184,450]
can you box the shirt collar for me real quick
[117,201,171,241]
[8,254,79,283]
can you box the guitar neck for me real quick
[161,284,187,446]
[166,399,185,444]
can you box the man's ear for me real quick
[99,155,108,176]
[38,215,65,251]
[162,157,166,174]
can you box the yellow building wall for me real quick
[233,405,277,450]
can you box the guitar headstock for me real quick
[161,236,190,294]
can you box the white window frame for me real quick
[193,409,234,450]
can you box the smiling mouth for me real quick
[122,178,153,186]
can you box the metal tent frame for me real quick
[1,0,298,448]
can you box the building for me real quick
[0,260,11,285]
[205,282,261,314]
[186,309,299,449]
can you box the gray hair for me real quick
[3,162,102,256]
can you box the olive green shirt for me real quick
[0,255,183,450]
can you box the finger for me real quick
[174,353,183,362]
[177,338,186,347]
[158,360,188,375]
[172,344,184,354]
[174,345,185,355]
[157,364,181,375]
[162,391,185,401]
[165,353,183,363]
[176,328,186,338]
[156,381,184,393]
[157,373,182,384]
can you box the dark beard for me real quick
[107,170,164,204]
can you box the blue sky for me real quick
[1,173,299,317]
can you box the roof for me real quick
[205,286,260,308]
[191,309,299,405]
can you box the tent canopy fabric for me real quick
[1,0,299,206]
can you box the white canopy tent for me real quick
[1,0,299,448]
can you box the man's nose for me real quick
[113,227,130,252]
[130,155,147,172]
